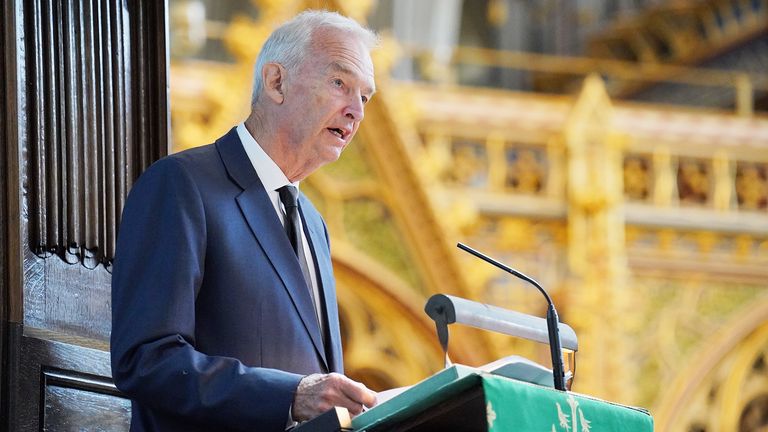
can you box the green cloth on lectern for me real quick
[481,374,653,431]
[352,365,653,431]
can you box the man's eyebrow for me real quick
[329,61,376,96]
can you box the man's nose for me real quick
[344,94,365,121]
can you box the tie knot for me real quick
[278,185,299,209]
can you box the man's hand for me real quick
[292,373,377,421]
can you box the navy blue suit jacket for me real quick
[110,128,343,431]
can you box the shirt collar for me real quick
[236,123,298,192]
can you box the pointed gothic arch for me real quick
[655,294,768,431]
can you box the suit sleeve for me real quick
[110,157,302,431]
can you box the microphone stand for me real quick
[457,242,567,391]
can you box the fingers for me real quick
[292,373,377,422]
[339,376,377,410]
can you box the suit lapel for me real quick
[216,129,328,370]
[299,201,343,373]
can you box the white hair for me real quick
[250,10,379,105]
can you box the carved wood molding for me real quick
[24,0,168,270]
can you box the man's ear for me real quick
[262,63,285,104]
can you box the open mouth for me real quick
[328,128,346,140]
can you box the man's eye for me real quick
[332,79,343,87]
[361,95,368,104]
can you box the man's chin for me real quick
[322,147,345,163]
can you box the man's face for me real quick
[280,28,375,171]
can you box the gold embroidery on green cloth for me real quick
[554,395,592,432]
[486,401,497,427]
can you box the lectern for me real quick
[296,291,653,431]
[296,365,653,431]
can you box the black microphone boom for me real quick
[457,242,568,391]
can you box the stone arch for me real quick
[331,240,479,389]
[654,294,768,431]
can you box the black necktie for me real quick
[277,186,323,333]
[278,185,301,256]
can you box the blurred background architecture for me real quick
[167,1,768,431]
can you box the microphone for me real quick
[457,242,567,391]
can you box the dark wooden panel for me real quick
[3,0,168,429]
[44,386,131,431]
[0,1,8,427]
[3,1,26,323]
[2,0,26,429]
[23,254,113,341]
[43,370,131,431]
[11,328,122,431]
[20,0,168,337]
[5,324,24,431]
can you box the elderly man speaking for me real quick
[110,10,378,431]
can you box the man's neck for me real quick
[244,113,310,183]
